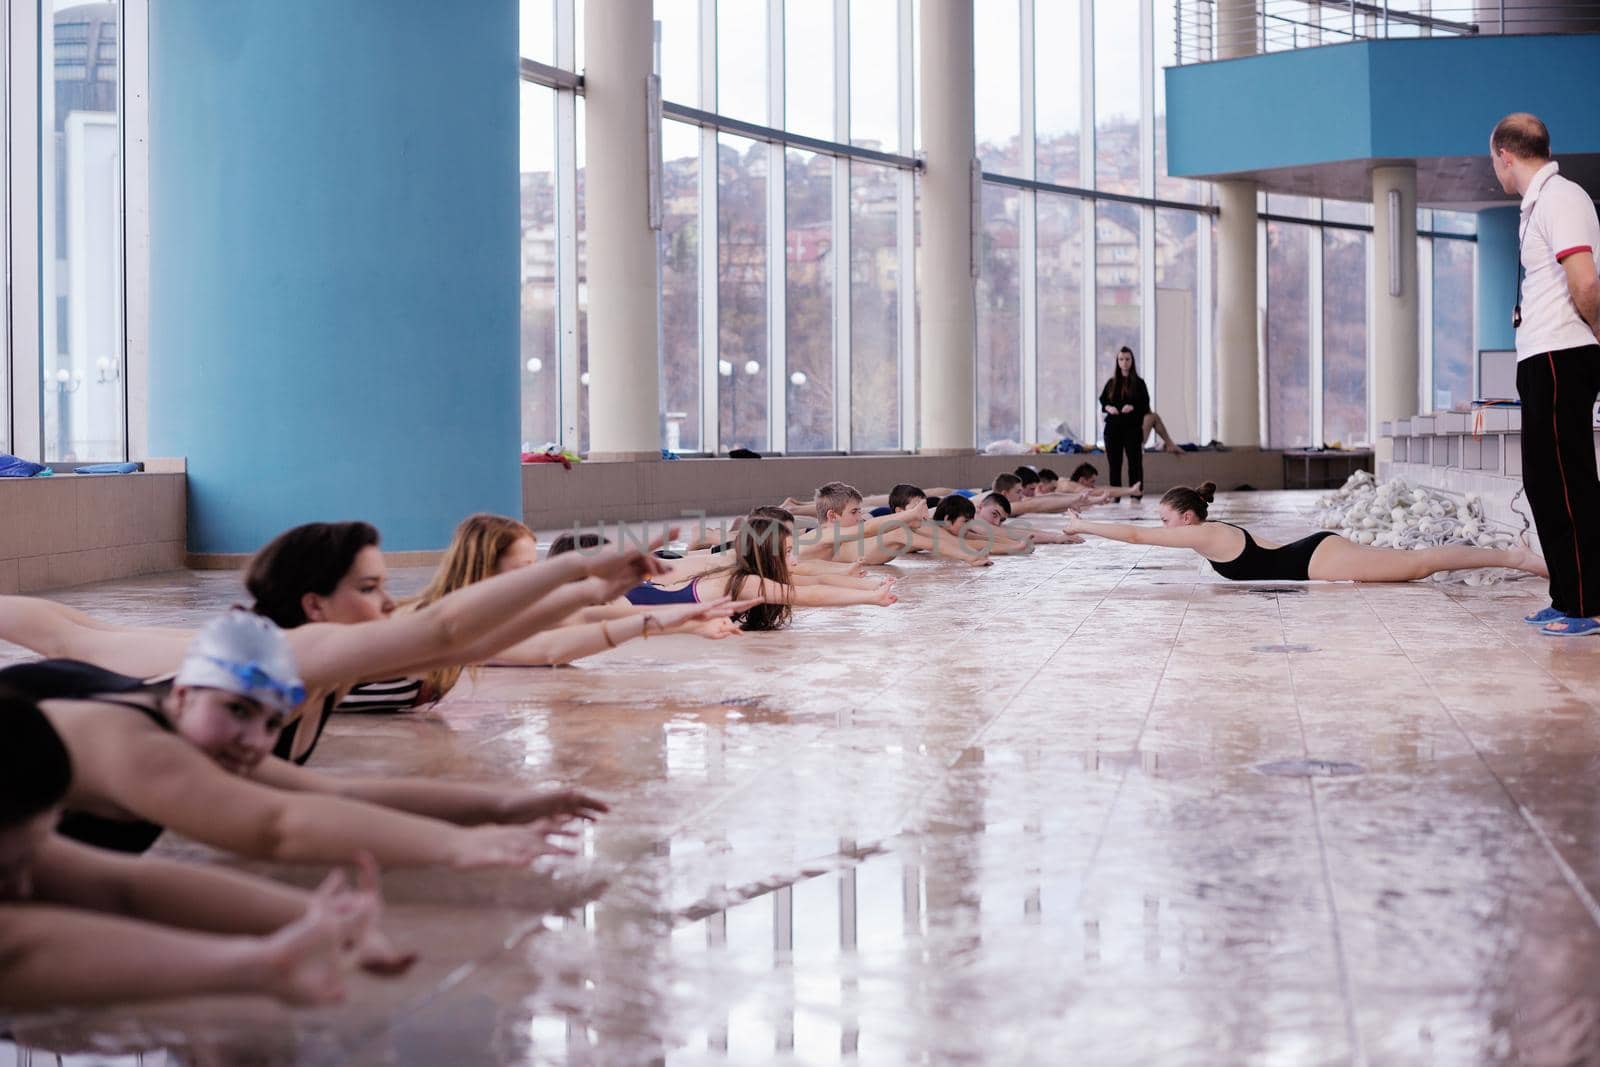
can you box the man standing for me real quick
[1491,113,1600,634]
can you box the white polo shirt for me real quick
[1517,160,1600,361]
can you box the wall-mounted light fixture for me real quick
[1387,189,1402,297]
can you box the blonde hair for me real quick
[408,513,535,700]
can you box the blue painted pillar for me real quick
[1477,206,1519,356]
[148,2,521,553]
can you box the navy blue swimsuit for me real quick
[624,576,702,606]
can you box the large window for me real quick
[1037,195,1083,441]
[850,163,901,450]
[519,82,560,451]
[1431,231,1476,410]
[718,134,769,452]
[786,149,833,452]
[1322,228,1368,446]
[977,1,1213,449]
[977,185,1022,446]
[516,0,921,456]
[1266,219,1313,447]
[1095,202,1142,403]
[40,0,131,462]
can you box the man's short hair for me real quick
[814,480,863,521]
[1013,466,1040,486]
[1492,113,1551,161]
[887,483,926,512]
[993,473,1022,494]
[980,492,1012,517]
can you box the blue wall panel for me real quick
[1168,35,1600,178]
[1477,206,1520,355]
[149,1,520,553]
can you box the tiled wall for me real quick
[523,449,1288,531]
[0,474,186,593]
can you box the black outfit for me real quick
[0,659,173,853]
[1099,376,1151,489]
[1518,347,1600,617]
[1208,523,1337,582]
[273,692,334,764]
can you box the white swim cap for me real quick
[174,611,306,715]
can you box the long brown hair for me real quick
[408,513,535,700]
[1109,346,1144,404]
[728,508,795,631]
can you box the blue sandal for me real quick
[1542,616,1600,637]
[1525,606,1568,625]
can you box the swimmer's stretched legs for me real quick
[1306,536,1548,582]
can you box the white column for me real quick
[917,0,976,454]
[1212,0,1259,447]
[1215,180,1260,446]
[584,0,660,461]
[1371,163,1420,457]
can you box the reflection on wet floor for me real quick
[10,490,1600,1065]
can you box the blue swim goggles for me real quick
[202,656,307,709]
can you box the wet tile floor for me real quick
[6,490,1600,1065]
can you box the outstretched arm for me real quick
[1065,514,1228,553]
[251,754,608,827]
[0,595,194,676]
[289,541,668,691]
[483,597,753,667]
[80,724,570,869]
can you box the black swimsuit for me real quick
[1208,523,1338,582]
[0,659,174,853]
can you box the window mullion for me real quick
[897,0,915,450]
[766,0,784,453]
[10,0,40,462]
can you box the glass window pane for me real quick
[657,0,699,106]
[1154,0,1204,202]
[851,163,900,450]
[719,135,768,451]
[1266,220,1312,447]
[786,149,833,452]
[1037,194,1084,442]
[1430,209,1477,236]
[974,0,1021,173]
[1154,209,1200,445]
[1094,202,1142,419]
[1266,194,1317,219]
[1035,0,1081,187]
[520,0,554,64]
[976,184,1022,447]
[520,83,560,451]
[850,0,898,152]
[717,0,767,125]
[662,121,701,453]
[1322,199,1370,226]
[1433,238,1475,409]
[1093,0,1140,195]
[1322,228,1368,446]
[785,0,832,140]
[43,2,123,461]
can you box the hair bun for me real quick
[1198,481,1217,502]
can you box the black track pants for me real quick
[1518,346,1600,617]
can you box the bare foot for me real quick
[1164,442,1183,455]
